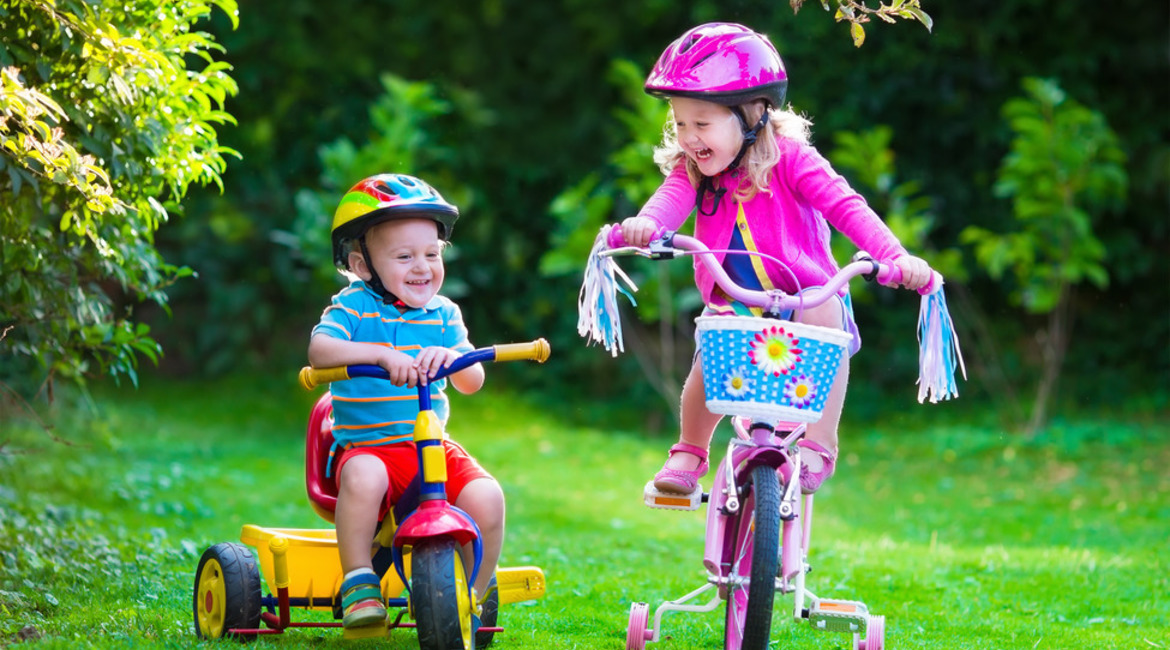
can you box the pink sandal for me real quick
[797,439,837,494]
[652,443,710,493]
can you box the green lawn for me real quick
[1,371,1167,649]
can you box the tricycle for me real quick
[193,339,551,649]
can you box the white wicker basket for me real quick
[696,316,853,423]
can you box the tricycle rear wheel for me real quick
[193,542,262,640]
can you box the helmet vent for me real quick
[679,34,701,54]
[692,51,716,69]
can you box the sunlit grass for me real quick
[2,372,1167,649]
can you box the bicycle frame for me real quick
[609,228,889,650]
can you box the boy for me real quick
[308,173,502,633]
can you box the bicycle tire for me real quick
[412,537,474,650]
[724,464,781,650]
[193,542,262,641]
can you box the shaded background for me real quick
[146,0,1166,425]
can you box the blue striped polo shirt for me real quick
[311,281,474,451]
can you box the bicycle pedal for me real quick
[808,598,870,634]
[643,481,703,511]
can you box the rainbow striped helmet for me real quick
[331,174,459,267]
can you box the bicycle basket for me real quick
[696,316,853,423]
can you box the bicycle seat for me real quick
[305,392,339,523]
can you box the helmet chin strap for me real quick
[727,106,769,171]
[358,236,403,305]
[696,107,770,215]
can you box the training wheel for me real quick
[626,602,651,650]
[854,614,885,650]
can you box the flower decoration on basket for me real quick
[749,325,803,377]
[722,367,755,399]
[783,374,818,408]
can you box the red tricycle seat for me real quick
[305,391,339,522]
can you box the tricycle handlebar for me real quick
[298,338,550,391]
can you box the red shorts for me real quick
[335,440,491,515]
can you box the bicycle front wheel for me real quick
[412,536,474,650]
[724,464,781,650]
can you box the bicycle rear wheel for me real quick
[724,464,781,650]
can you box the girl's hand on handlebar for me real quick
[618,216,660,247]
[886,255,932,291]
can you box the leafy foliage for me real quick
[963,78,1127,313]
[0,0,238,389]
[961,78,1128,433]
[104,0,1166,415]
[791,0,933,47]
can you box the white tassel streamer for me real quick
[577,225,638,356]
[916,280,967,403]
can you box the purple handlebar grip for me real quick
[877,264,942,295]
[606,224,627,248]
[606,223,667,249]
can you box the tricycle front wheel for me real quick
[193,542,262,640]
[412,536,474,650]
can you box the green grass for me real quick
[2,373,1168,649]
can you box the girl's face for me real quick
[670,97,743,177]
[352,218,445,308]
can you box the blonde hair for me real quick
[653,100,813,202]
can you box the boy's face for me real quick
[670,96,744,177]
[351,218,444,308]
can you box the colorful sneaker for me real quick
[652,443,710,494]
[340,571,387,631]
[797,439,837,494]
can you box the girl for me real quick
[619,22,932,496]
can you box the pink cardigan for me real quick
[638,135,908,304]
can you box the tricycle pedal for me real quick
[496,566,545,604]
[341,620,388,640]
[808,598,870,634]
[642,481,703,511]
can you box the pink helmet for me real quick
[644,23,787,108]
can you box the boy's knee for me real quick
[338,458,388,497]
[459,479,505,527]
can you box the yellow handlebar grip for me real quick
[493,339,551,364]
[298,366,351,390]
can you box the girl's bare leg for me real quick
[797,298,850,459]
[664,358,723,470]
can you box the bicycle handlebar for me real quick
[602,224,941,313]
[298,338,551,391]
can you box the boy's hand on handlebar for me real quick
[379,349,422,388]
[887,255,932,291]
[413,346,459,386]
[618,216,660,247]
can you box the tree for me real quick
[0,0,239,393]
[961,77,1127,434]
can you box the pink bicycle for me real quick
[587,226,959,650]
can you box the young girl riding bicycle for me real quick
[618,22,932,497]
